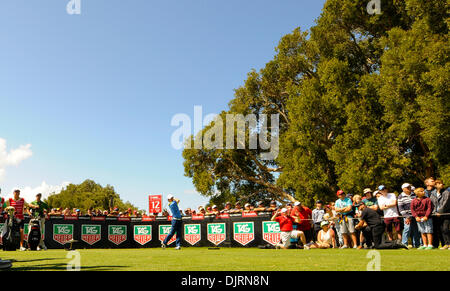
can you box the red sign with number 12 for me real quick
[149,195,162,214]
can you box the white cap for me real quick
[401,183,411,189]
[167,194,174,200]
[363,188,372,194]
[212,205,218,209]
[280,208,288,213]
[245,203,251,207]
[294,201,301,206]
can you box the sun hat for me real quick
[363,188,372,194]
[320,220,330,227]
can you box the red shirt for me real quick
[411,197,433,218]
[275,215,295,232]
[9,198,25,219]
[291,206,312,231]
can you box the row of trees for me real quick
[45,179,138,212]
[182,0,449,207]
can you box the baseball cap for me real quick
[316,200,324,204]
[294,201,301,206]
[280,208,288,213]
[377,185,386,191]
[336,190,345,197]
[245,203,251,207]
[373,190,380,196]
[212,205,218,209]
[401,183,411,189]
[363,188,372,194]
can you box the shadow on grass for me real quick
[10,263,126,271]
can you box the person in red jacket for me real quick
[411,188,434,250]
[6,190,38,251]
[290,201,313,243]
[271,208,307,249]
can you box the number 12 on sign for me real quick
[149,195,162,214]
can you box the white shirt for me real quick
[377,193,399,218]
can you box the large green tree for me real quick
[183,0,449,207]
[45,179,138,212]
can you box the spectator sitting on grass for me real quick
[310,220,336,249]
[271,208,307,249]
[411,188,434,250]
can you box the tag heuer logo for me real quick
[81,225,102,245]
[53,224,74,245]
[108,225,127,245]
[207,223,226,246]
[159,225,176,245]
[134,225,152,245]
[233,222,254,246]
[184,224,201,245]
[262,221,281,246]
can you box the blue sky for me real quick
[0,0,326,211]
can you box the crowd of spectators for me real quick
[47,207,145,218]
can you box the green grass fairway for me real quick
[1,248,449,271]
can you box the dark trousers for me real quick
[372,224,404,249]
[432,216,446,248]
[163,219,182,247]
[362,226,373,247]
[440,217,450,246]
[313,223,322,241]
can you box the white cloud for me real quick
[0,138,33,180]
[7,181,70,203]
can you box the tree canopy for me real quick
[183,0,449,208]
[45,179,138,212]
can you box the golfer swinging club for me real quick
[162,194,182,250]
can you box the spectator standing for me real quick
[220,202,232,214]
[377,185,402,242]
[424,177,436,198]
[29,193,50,251]
[230,202,243,214]
[312,200,325,241]
[254,201,267,212]
[431,179,450,249]
[411,188,434,250]
[398,183,421,248]
[6,190,39,251]
[335,190,357,248]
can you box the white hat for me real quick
[212,205,218,209]
[294,201,301,206]
[401,183,411,189]
[280,208,288,213]
[167,194,174,200]
[363,188,372,194]
[245,203,251,207]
